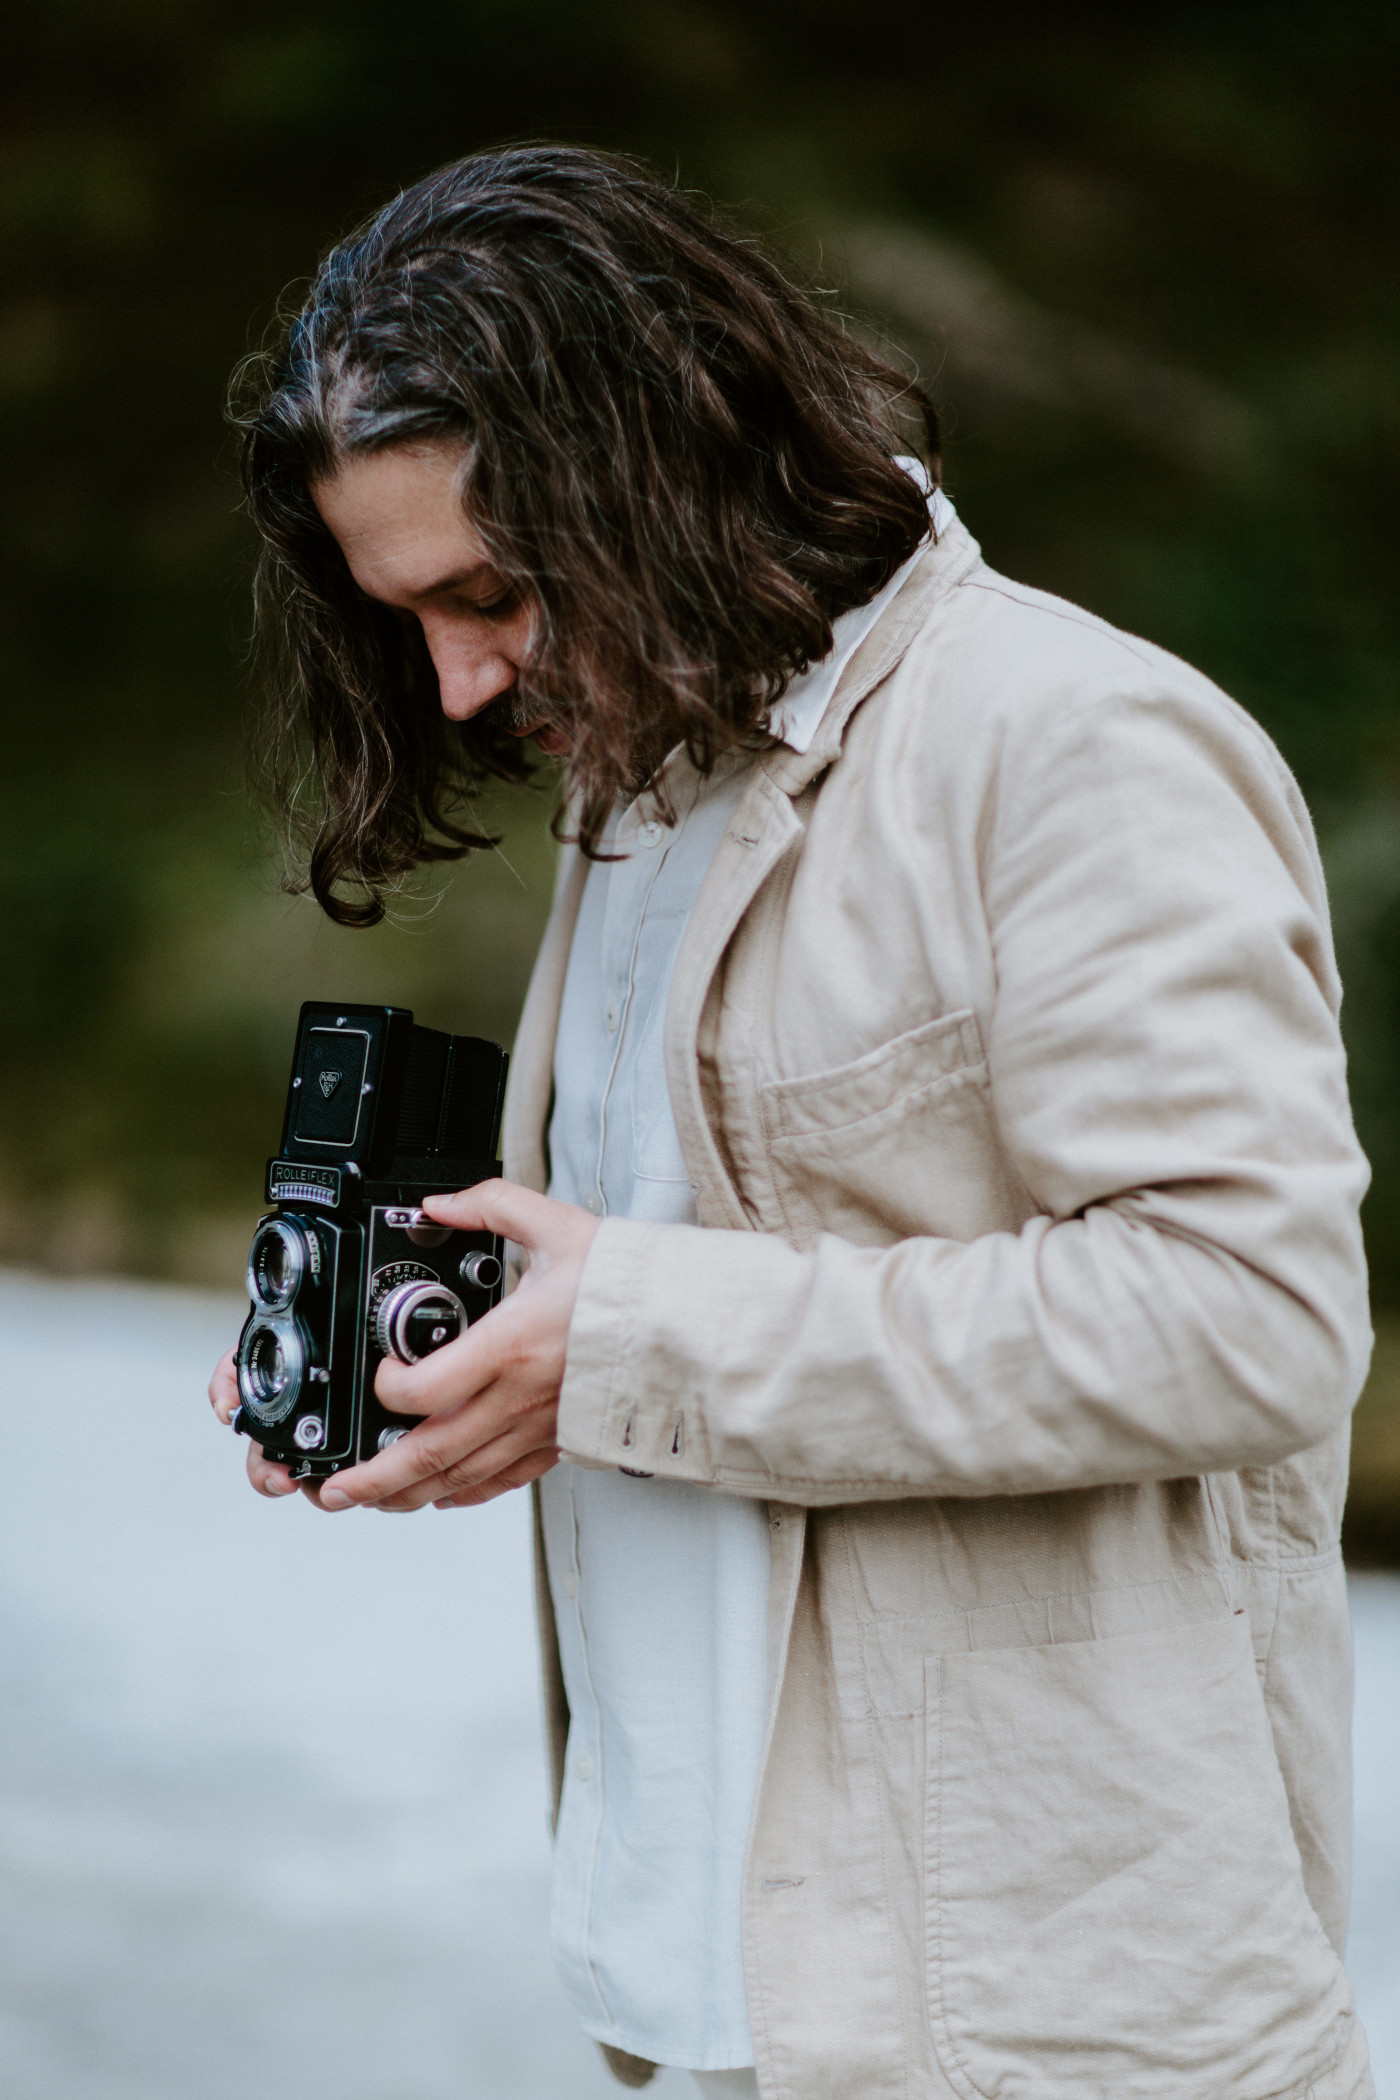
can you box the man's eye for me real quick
[474,588,519,620]
[459,582,517,620]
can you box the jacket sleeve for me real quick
[555,675,1373,1504]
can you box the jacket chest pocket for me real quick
[757,1008,1027,1248]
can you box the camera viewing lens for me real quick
[247,1218,307,1310]
[236,1316,306,1425]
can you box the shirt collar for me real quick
[766,463,954,756]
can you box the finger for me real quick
[375,1428,559,1514]
[433,1444,559,1509]
[321,1396,550,1512]
[209,1347,240,1424]
[420,1425,558,1507]
[296,1478,343,1510]
[419,1177,577,1250]
[317,1408,503,1510]
[373,1304,516,1415]
[246,1440,298,1499]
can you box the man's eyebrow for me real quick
[404,560,492,602]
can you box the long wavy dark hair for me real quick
[236,143,938,926]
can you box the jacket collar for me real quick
[658,517,984,1228]
[501,516,984,1207]
[762,515,981,800]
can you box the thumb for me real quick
[421,1177,568,1248]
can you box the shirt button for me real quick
[583,1192,601,1214]
[604,1002,620,1033]
[563,1570,578,1598]
[575,1753,594,1782]
[639,820,663,847]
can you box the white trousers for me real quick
[689,2075,760,2097]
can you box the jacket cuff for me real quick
[558,1216,715,1481]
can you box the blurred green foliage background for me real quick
[2,1,1399,1547]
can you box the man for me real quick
[211,144,1375,2098]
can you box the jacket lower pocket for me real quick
[925,1613,1352,2100]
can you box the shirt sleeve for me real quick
[555,676,1373,1504]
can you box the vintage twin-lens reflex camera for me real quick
[232,1001,509,1480]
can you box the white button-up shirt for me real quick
[540,473,951,2071]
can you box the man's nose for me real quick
[423,630,515,720]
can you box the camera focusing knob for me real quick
[375,1279,467,1364]
[293,1416,326,1450]
[378,1428,407,1451]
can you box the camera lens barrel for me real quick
[247,1218,308,1311]
[236,1315,306,1425]
[375,1280,467,1364]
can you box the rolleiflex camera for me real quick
[233,1002,508,1480]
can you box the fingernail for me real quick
[266,1475,293,1495]
[320,1487,351,1511]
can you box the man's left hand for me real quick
[317,1180,599,1514]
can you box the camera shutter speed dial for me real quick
[375,1279,467,1364]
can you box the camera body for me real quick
[233,1001,509,1480]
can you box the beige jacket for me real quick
[503,518,1375,2100]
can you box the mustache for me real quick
[503,694,539,732]
[495,685,563,738]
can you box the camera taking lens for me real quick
[237,1317,306,1424]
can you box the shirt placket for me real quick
[560,1469,614,2027]
[591,810,681,1218]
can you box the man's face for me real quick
[312,442,569,755]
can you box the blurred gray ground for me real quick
[0,1270,1395,2100]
